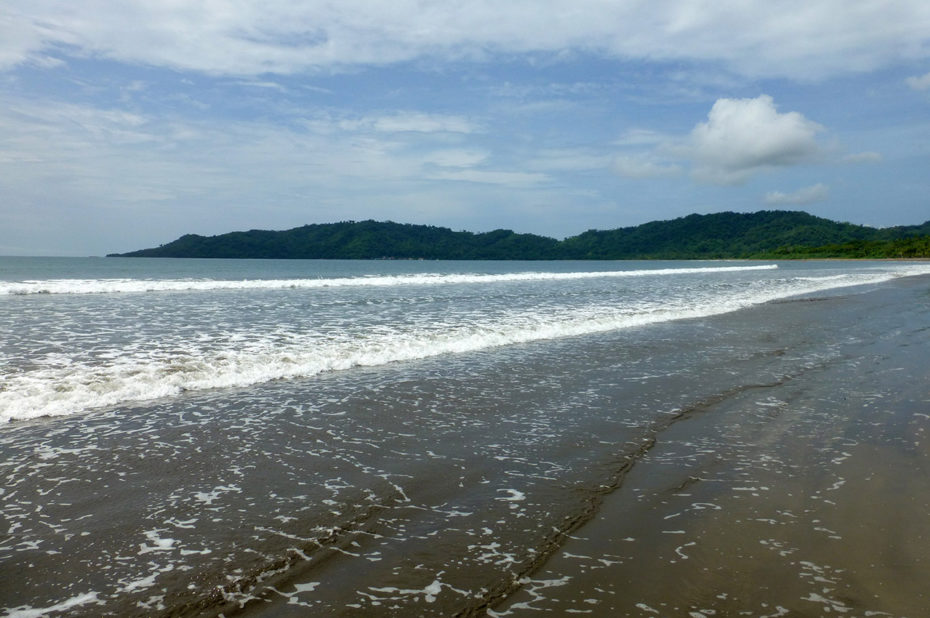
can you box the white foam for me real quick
[4,592,101,617]
[0,265,777,296]
[423,580,443,603]
[192,485,240,506]
[497,489,526,502]
[139,529,177,554]
[120,573,158,593]
[3,264,929,424]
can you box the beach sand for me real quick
[493,275,930,617]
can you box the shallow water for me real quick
[4,258,925,425]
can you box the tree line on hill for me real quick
[108,210,930,260]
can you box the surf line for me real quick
[0,265,778,296]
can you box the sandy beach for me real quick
[493,274,930,616]
[2,269,929,617]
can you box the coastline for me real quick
[493,274,930,616]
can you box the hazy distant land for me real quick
[109,210,930,260]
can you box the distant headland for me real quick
[108,210,930,260]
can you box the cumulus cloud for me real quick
[764,183,829,205]
[686,95,823,185]
[905,71,930,90]
[2,1,929,78]
[613,155,681,179]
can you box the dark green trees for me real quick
[108,211,930,260]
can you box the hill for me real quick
[108,211,930,260]
[110,220,560,260]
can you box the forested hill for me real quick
[108,211,930,260]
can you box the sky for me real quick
[1,1,930,256]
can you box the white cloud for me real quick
[905,71,930,90]
[332,112,478,134]
[764,183,829,205]
[421,149,488,168]
[843,151,882,163]
[0,94,557,254]
[370,113,476,134]
[613,155,681,179]
[236,80,287,92]
[2,1,929,79]
[5,101,153,146]
[686,95,823,185]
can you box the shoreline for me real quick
[2,273,929,616]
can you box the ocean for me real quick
[2,257,929,616]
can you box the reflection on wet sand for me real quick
[494,277,930,617]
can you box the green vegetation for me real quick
[108,211,930,260]
[110,221,560,260]
[759,236,930,259]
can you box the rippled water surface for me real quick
[4,258,926,425]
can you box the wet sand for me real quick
[493,275,930,616]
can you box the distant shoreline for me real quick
[107,211,930,260]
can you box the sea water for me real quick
[1,257,929,615]
[5,258,927,425]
